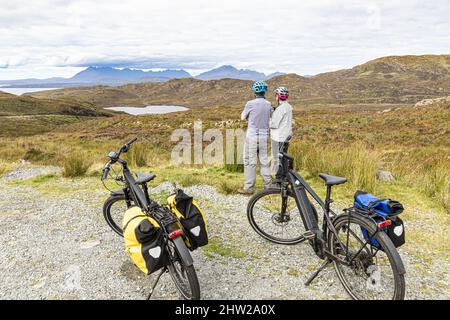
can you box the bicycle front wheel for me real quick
[166,237,200,300]
[329,213,405,300]
[103,194,133,236]
[247,188,318,245]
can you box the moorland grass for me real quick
[0,159,12,177]
[62,150,93,178]
[0,102,448,210]
[290,141,379,193]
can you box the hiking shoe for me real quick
[237,188,254,195]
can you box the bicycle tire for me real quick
[247,188,318,245]
[103,194,130,237]
[329,213,405,300]
[167,237,200,300]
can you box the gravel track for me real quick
[0,166,448,300]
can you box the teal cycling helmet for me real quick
[252,81,268,94]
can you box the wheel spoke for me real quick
[331,214,402,300]
[249,190,307,243]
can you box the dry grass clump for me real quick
[290,141,379,193]
[0,159,12,177]
[61,151,93,178]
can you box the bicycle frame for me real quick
[284,169,350,263]
[120,161,152,211]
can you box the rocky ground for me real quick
[0,165,448,300]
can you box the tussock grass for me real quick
[177,173,204,187]
[217,179,241,195]
[124,141,149,167]
[387,150,450,212]
[290,141,379,193]
[0,160,12,177]
[223,163,244,173]
[61,151,93,178]
[423,160,450,212]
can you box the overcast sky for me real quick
[0,0,449,79]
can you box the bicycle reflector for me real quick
[378,220,392,229]
[169,229,184,239]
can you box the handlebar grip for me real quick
[101,166,110,180]
[127,137,138,145]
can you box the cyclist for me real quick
[270,87,293,181]
[238,81,272,194]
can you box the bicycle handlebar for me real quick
[101,137,138,180]
[119,137,138,154]
[127,137,138,145]
[101,164,111,181]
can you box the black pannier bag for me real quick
[386,216,406,248]
[122,207,169,275]
[167,189,208,250]
[354,191,405,249]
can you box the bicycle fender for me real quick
[172,236,194,267]
[377,231,406,275]
[110,189,125,196]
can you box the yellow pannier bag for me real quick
[122,207,168,275]
[167,189,208,250]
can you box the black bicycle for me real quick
[247,138,406,300]
[101,138,200,300]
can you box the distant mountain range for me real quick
[27,54,450,107]
[0,65,285,88]
[195,65,284,81]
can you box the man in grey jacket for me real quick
[271,87,293,181]
[238,81,272,194]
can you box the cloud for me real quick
[0,0,449,79]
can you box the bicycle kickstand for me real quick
[304,258,332,286]
[146,267,167,300]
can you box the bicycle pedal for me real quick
[302,231,316,240]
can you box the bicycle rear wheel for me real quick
[166,237,200,300]
[329,213,405,300]
[247,188,318,245]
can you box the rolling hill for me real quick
[0,91,111,117]
[27,55,450,108]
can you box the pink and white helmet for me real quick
[275,87,289,100]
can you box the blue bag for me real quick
[354,191,404,217]
[354,191,405,249]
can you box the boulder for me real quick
[377,170,395,182]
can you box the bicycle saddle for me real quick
[319,173,347,186]
[136,172,156,184]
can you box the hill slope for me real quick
[28,55,450,107]
[0,91,111,116]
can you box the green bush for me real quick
[62,151,93,178]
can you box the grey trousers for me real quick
[271,139,280,176]
[271,139,289,179]
[243,134,272,191]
